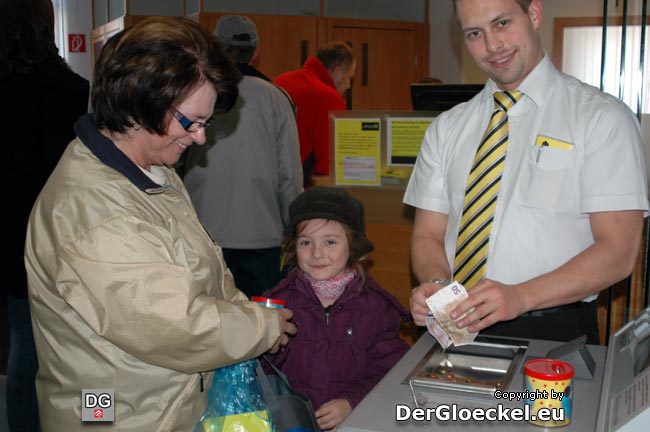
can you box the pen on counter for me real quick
[536,140,549,163]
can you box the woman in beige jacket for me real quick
[24,17,296,432]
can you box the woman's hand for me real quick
[315,398,352,431]
[269,307,297,353]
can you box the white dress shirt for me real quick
[404,55,649,300]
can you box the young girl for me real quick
[264,186,410,431]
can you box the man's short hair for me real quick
[451,0,531,17]
[316,41,355,71]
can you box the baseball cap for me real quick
[214,15,258,47]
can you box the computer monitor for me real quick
[410,83,485,111]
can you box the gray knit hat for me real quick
[214,15,258,47]
[285,186,374,258]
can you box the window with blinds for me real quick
[562,24,649,114]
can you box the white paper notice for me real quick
[612,367,650,430]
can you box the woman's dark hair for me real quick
[0,0,65,77]
[282,219,369,273]
[92,16,241,134]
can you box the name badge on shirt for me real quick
[535,135,574,164]
[535,135,574,150]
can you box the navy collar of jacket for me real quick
[74,113,160,191]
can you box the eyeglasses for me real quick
[173,109,213,132]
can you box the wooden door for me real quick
[332,20,427,110]
[205,13,322,80]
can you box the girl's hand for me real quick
[315,399,352,431]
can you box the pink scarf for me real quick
[304,269,356,304]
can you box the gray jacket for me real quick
[184,74,303,248]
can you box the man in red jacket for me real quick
[274,42,356,186]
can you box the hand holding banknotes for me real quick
[410,279,450,326]
[449,279,527,333]
[425,281,477,347]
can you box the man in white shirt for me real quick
[405,0,648,344]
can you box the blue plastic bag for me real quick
[195,359,274,432]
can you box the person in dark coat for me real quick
[0,0,89,430]
[265,186,411,431]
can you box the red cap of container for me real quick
[251,296,287,308]
[524,359,575,381]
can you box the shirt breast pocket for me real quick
[515,146,578,211]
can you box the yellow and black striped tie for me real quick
[453,90,522,289]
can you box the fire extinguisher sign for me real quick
[68,34,86,53]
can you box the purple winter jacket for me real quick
[263,270,411,411]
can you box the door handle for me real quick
[300,40,309,66]
[362,42,368,87]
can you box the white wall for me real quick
[428,0,462,83]
[57,0,93,82]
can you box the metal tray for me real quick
[403,335,529,395]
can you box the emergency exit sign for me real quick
[68,34,86,53]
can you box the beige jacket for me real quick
[25,115,280,431]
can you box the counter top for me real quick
[340,333,606,431]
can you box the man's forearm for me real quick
[410,209,452,285]
[411,235,451,284]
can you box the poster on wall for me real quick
[387,117,434,166]
[334,118,381,186]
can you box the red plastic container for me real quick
[250,296,286,309]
